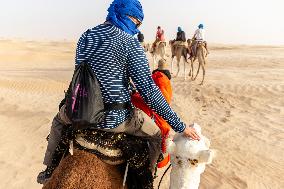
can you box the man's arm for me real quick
[127,38,186,133]
[182,31,186,42]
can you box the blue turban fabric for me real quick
[178,27,182,32]
[106,0,144,36]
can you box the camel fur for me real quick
[188,39,207,85]
[167,124,215,189]
[42,149,125,189]
[169,40,189,80]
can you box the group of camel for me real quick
[144,40,207,85]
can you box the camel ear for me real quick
[197,150,215,164]
[203,137,211,148]
[166,139,176,154]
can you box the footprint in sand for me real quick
[215,88,221,93]
[219,96,225,103]
[202,105,207,111]
[230,105,235,109]
[221,118,229,123]
[195,97,201,102]
[226,110,231,117]
[219,96,224,99]
[200,104,207,115]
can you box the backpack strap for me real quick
[104,102,132,111]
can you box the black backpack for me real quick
[64,61,130,130]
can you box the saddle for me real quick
[156,41,166,47]
[190,41,205,58]
[51,127,155,189]
[174,41,187,47]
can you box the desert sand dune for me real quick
[0,40,283,189]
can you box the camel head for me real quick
[167,124,215,189]
[187,39,193,46]
[167,124,215,169]
[169,40,175,46]
[142,43,150,52]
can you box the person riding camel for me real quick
[191,24,209,56]
[176,27,186,42]
[172,26,187,58]
[37,0,200,185]
[39,61,173,184]
[151,26,165,53]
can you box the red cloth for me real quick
[156,29,165,41]
[131,71,172,168]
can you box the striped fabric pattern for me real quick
[75,23,186,133]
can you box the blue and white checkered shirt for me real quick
[75,23,186,133]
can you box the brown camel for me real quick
[169,40,189,80]
[188,39,207,85]
[151,42,166,70]
[43,149,126,189]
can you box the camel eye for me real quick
[176,156,180,159]
[188,159,198,165]
[193,159,198,163]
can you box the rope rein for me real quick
[158,164,172,189]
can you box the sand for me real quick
[0,39,283,189]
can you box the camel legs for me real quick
[171,57,175,74]
[188,59,194,80]
[175,58,180,77]
[193,60,201,81]
[194,51,206,85]
[200,62,205,85]
[199,53,206,85]
[183,57,187,81]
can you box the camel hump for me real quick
[43,150,125,189]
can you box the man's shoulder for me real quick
[83,24,135,41]
[87,24,114,34]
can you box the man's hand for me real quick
[183,124,200,140]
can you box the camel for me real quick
[169,40,189,80]
[141,42,150,53]
[150,41,166,71]
[42,149,126,189]
[167,123,215,189]
[42,129,154,189]
[188,39,207,85]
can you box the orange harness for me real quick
[131,71,172,168]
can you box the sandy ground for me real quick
[0,39,283,189]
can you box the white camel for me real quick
[167,123,215,189]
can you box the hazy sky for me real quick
[1,0,283,45]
